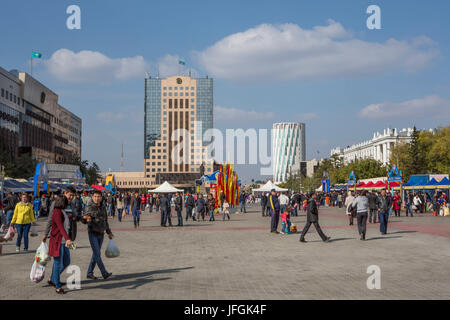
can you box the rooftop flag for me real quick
[31,51,42,58]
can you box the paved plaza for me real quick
[1,204,449,300]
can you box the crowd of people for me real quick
[257,187,449,242]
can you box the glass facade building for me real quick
[144,78,161,159]
[272,122,306,183]
[196,78,213,145]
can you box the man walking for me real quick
[352,190,369,240]
[239,192,247,213]
[377,189,392,235]
[196,194,206,221]
[82,190,113,280]
[130,191,141,228]
[268,189,280,234]
[299,192,331,243]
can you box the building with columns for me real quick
[331,127,415,165]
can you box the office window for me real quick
[163,87,167,90]
[174,87,177,90]
[191,87,194,90]
[169,87,172,90]
[158,155,161,159]
[163,168,166,172]
[169,92,172,96]
[174,93,178,97]
[158,162,161,165]
[163,92,167,96]
[191,98,194,102]
[191,118,194,121]
[191,92,194,96]
[185,87,189,90]
[180,92,183,96]
[152,168,155,172]
[191,111,194,115]
[163,124,167,128]
[152,162,155,165]
[163,111,167,115]
[163,143,166,146]
[163,117,167,121]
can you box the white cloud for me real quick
[214,106,318,125]
[193,20,439,82]
[359,95,450,120]
[45,49,149,84]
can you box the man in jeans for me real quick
[377,189,392,235]
[3,192,18,227]
[82,190,113,280]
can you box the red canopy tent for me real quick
[355,182,366,190]
[91,184,107,192]
[364,181,375,189]
[388,181,400,188]
[373,181,387,188]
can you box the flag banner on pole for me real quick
[31,51,42,58]
[178,60,185,65]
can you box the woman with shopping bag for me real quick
[48,195,72,294]
[10,193,35,252]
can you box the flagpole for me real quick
[30,49,33,76]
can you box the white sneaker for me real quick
[15,247,20,252]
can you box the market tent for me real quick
[373,181,387,188]
[252,180,288,192]
[149,181,183,193]
[437,177,450,188]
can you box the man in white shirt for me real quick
[279,192,290,213]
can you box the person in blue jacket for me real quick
[32,196,41,219]
[268,189,280,234]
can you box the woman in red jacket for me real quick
[48,195,72,294]
[393,192,402,217]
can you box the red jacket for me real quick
[49,208,70,258]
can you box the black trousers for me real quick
[300,220,327,241]
[261,205,267,216]
[369,208,378,223]
[357,212,368,237]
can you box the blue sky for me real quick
[1,0,449,182]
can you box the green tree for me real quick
[86,162,101,185]
[408,126,427,175]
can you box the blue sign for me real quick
[387,165,402,182]
[347,171,356,185]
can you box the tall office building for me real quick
[272,122,306,183]
[0,66,81,164]
[144,75,214,183]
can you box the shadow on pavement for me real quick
[77,266,194,291]
[328,238,354,242]
[389,230,417,234]
[365,236,402,241]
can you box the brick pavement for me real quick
[0,204,449,300]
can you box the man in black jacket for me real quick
[377,189,392,235]
[186,193,196,221]
[82,190,113,280]
[160,193,172,227]
[174,192,183,226]
[299,192,331,243]
[368,191,378,223]
[261,193,268,217]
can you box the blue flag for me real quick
[31,51,42,58]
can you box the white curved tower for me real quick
[273,122,306,183]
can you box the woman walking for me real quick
[11,193,35,252]
[48,195,72,294]
[116,194,124,222]
[344,191,355,226]
[351,190,369,240]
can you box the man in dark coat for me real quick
[174,192,183,226]
[261,193,268,216]
[368,191,378,223]
[299,192,330,243]
[196,194,206,221]
[186,193,196,221]
[160,193,172,227]
[268,189,280,233]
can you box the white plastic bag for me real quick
[30,260,45,283]
[105,239,120,258]
[30,225,39,237]
[4,226,15,241]
[35,242,50,265]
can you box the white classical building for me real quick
[273,122,306,183]
[331,127,415,165]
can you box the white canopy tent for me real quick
[315,185,323,192]
[149,181,184,193]
[252,180,288,193]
